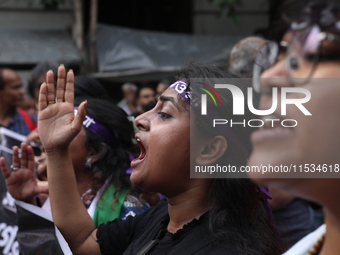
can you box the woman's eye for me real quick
[157,112,171,120]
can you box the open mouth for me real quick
[130,136,147,168]
[136,137,146,160]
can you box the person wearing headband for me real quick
[28,63,281,254]
[0,97,153,228]
[249,0,340,254]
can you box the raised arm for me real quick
[0,143,48,205]
[38,65,100,254]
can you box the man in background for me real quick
[155,79,170,98]
[133,85,156,117]
[0,68,36,136]
[117,82,138,116]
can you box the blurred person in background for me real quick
[117,82,138,116]
[249,0,340,254]
[133,85,156,117]
[0,68,36,136]
[228,35,324,250]
[155,79,170,98]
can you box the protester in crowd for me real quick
[1,96,152,226]
[228,35,324,250]
[249,0,340,254]
[0,68,36,136]
[117,82,138,116]
[28,63,282,254]
[133,85,156,117]
[155,79,170,98]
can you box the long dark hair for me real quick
[74,98,134,200]
[175,62,282,255]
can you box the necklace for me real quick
[306,234,325,255]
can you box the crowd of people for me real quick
[0,0,339,254]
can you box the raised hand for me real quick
[0,143,48,204]
[38,65,86,153]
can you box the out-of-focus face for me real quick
[248,28,340,201]
[156,83,168,98]
[131,89,197,197]
[138,87,156,112]
[123,87,137,104]
[139,88,155,106]
[0,69,24,108]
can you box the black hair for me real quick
[74,98,135,200]
[27,61,60,98]
[74,76,109,100]
[175,62,282,255]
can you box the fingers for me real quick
[20,143,28,169]
[72,100,87,133]
[39,82,48,111]
[46,70,56,104]
[0,157,11,179]
[36,181,49,194]
[27,145,35,172]
[65,69,74,104]
[38,64,71,111]
[12,146,20,169]
[26,130,39,144]
[56,65,66,103]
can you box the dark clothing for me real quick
[273,198,324,251]
[97,200,237,255]
[0,109,37,136]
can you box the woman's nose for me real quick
[134,111,150,131]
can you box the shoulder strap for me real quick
[17,109,36,132]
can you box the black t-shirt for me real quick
[96,200,238,255]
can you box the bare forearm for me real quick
[46,149,96,252]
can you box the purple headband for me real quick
[74,107,117,147]
[168,80,248,157]
[168,80,191,103]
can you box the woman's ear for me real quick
[195,136,228,166]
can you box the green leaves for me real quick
[208,0,243,22]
